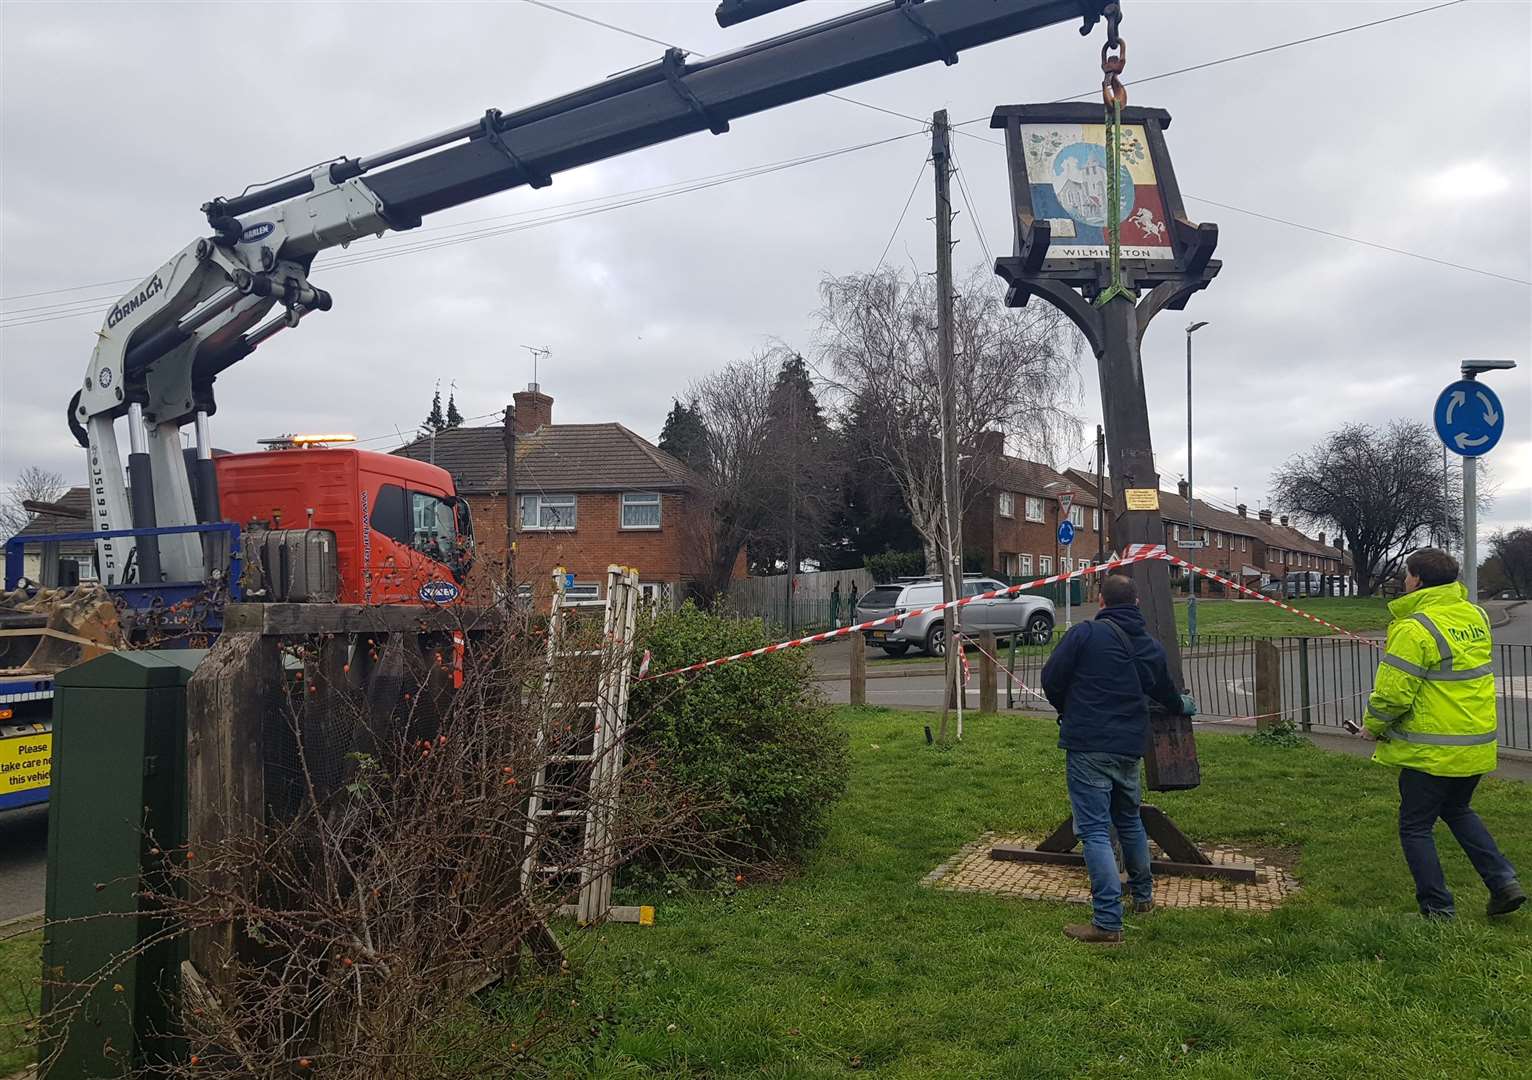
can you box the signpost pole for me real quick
[1463,453,1477,601]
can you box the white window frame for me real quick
[1061,556,1073,572]
[1092,508,1100,531]
[1019,554,1034,577]
[1069,505,1084,528]
[565,582,601,600]
[1241,536,1248,552]
[1216,532,1224,549]
[620,491,663,530]
[1039,555,1053,575]
[519,493,577,531]
[998,492,1015,519]
[1024,496,1045,523]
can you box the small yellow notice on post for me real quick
[1124,488,1160,511]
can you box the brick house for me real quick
[985,458,1349,593]
[966,434,1109,583]
[394,385,734,605]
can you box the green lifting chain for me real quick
[1095,6,1134,307]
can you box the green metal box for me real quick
[41,648,205,1078]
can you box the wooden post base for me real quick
[990,804,1257,884]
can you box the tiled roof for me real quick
[14,487,92,542]
[982,456,1100,506]
[393,423,694,495]
[989,459,1345,563]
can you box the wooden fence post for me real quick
[979,631,998,714]
[1253,639,1281,731]
[849,631,866,707]
[185,632,279,992]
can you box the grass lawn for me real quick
[1172,597,1393,637]
[543,707,1530,1079]
[0,929,41,1075]
[5,707,1525,1077]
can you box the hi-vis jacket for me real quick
[1363,582,1497,777]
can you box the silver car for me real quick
[854,576,1056,657]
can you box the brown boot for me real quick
[1133,899,1155,915]
[1063,923,1123,944]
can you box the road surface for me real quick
[0,803,48,924]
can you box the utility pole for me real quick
[933,109,963,738]
[1094,424,1106,565]
[503,403,516,609]
[1185,320,1208,643]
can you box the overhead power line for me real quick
[873,155,929,271]
[2,0,1512,313]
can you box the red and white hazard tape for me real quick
[638,545,1168,682]
[639,544,1381,683]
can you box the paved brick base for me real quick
[922,833,1299,911]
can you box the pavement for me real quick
[0,803,48,924]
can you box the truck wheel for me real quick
[924,622,946,657]
[881,643,910,657]
[1025,613,1054,645]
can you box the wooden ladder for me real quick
[520,565,650,925]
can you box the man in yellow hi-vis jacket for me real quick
[1362,547,1524,919]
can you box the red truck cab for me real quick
[216,448,473,604]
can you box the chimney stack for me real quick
[513,383,552,435]
[975,430,1006,457]
[1258,509,1273,524]
[1318,532,1326,546]
[1177,479,1189,499]
[1237,503,1247,518]
[1279,514,1289,527]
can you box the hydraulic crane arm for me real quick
[73,0,1110,586]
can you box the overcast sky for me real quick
[3,0,1529,543]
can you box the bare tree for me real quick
[815,265,1079,573]
[1487,528,1532,599]
[1272,421,1476,596]
[0,466,68,541]
[683,351,781,601]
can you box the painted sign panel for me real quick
[1433,379,1505,458]
[1020,123,1173,261]
[1124,488,1160,511]
[0,730,52,810]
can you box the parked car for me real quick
[853,576,1055,657]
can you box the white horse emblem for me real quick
[1128,207,1165,240]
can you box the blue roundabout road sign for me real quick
[1434,379,1505,458]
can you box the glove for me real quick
[1178,693,1198,718]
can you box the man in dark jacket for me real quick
[1040,573,1194,943]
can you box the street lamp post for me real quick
[1185,321,1209,643]
[1457,358,1517,600]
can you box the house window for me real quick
[621,491,662,530]
[519,493,577,530]
[1092,508,1100,531]
[1069,505,1084,528]
[1216,532,1224,549]
[998,492,1015,518]
[565,582,600,600]
[1019,554,1033,577]
[1039,555,1053,575]
[1024,496,1045,522]
[1062,557,1073,572]
[1241,537,1247,552]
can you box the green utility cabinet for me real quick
[41,648,206,1078]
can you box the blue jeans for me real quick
[1398,768,1517,916]
[1065,751,1153,932]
